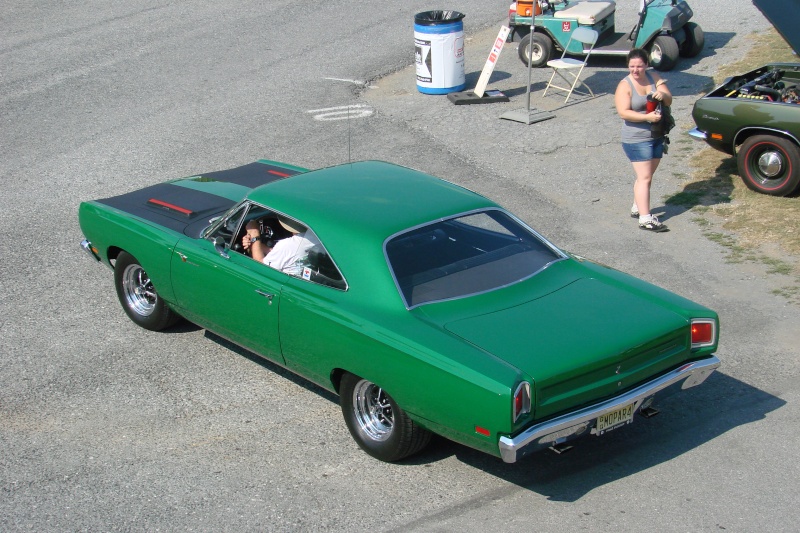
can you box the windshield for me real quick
[385,209,565,308]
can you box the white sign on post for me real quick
[474,26,511,98]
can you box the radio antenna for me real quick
[347,103,351,164]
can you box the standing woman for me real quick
[615,48,672,232]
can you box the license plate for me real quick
[596,403,634,434]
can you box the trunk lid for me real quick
[444,277,692,419]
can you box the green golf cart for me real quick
[510,0,704,71]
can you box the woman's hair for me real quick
[627,48,649,66]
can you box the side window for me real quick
[293,229,347,290]
[213,202,347,290]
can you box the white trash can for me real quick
[414,11,466,94]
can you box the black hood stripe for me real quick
[99,183,235,234]
[96,161,305,235]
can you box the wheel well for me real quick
[330,368,347,394]
[733,128,800,155]
[511,25,530,41]
[107,246,123,268]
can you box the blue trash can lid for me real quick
[414,10,465,25]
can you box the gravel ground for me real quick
[2,1,798,531]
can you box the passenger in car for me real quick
[242,217,314,275]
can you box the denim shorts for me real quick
[622,137,664,162]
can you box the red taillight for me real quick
[691,319,716,348]
[513,382,531,422]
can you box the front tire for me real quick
[679,22,704,58]
[517,32,553,68]
[114,252,179,331]
[737,135,800,196]
[340,373,431,462]
[649,35,679,71]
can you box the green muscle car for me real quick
[79,160,720,463]
[689,62,800,196]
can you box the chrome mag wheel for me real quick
[352,379,394,442]
[113,252,179,331]
[121,263,157,317]
[340,373,431,461]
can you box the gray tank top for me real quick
[621,72,657,143]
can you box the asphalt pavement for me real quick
[2,1,798,531]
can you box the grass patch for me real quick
[665,28,800,303]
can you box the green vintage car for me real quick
[689,63,800,196]
[79,160,720,463]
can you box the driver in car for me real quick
[242,217,314,275]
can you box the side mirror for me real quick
[213,236,230,259]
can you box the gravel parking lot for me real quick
[2,1,798,531]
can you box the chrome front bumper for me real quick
[80,239,102,262]
[687,127,708,141]
[498,355,721,463]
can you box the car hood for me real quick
[444,277,692,419]
[752,0,800,52]
[96,161,306,237]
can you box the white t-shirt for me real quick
[263,233,315,274]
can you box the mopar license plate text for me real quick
[596,403,634,434]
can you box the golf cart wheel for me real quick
[679,22,704,58]
[649,35,679,71]
[517,32,553,68]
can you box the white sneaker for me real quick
[638,215,668,232]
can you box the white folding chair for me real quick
[543,27,599,103]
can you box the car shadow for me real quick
[195,326,780,501]
[201,329,340,403]
[442,372,784,501]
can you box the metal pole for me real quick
[525,9,536,112]
[499,3,554,124]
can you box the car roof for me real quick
[246,161,497,246]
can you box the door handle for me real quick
[256,290,274,304]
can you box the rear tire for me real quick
[737,135,800,196]
[114,252,179,331]
[679,22,704,58]
[517,32,553,68]
[649,35,679,71]
[340,373,431,462]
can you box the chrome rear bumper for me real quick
[498,355,721,463]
